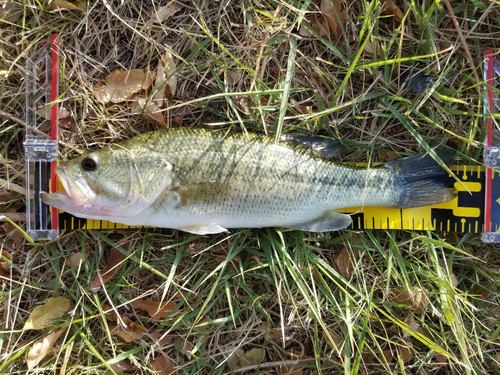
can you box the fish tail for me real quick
[386,150,456,208]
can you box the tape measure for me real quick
[23,36,500,242]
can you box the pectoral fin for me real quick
[288,212,352,232]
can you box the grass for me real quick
[1,0,500,374]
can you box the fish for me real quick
[41,128,456,235]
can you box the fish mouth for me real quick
[56,165,97,207]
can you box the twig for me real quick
[0,109,49,138]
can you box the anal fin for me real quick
[178,224,229,235]
[288,212,352,232]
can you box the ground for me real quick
[1,0,500,374]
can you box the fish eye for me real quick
[81,156,98,171]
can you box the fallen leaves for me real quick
[333,247,354,279]
[90,247,126,292]
[299,1,344,39]
[93,70,153,104]
[152,354,177,375]
[0,249,12,278]
[381,0,404,20]
[65,251,86,270]
[0,0,23,26]
[111,316,148,343]
[44,0,86,11]
[26,328,65,369]
[226,347,265,371]
[390,287,429,314]
[23,297,71,330]
[92,50,177,127]
[154,1,183,24]
[320,0,344,39]
[131,298,177,319]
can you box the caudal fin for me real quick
[386,151,456,208]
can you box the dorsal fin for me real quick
[280,133,345,159]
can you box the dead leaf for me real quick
[174,336,194,359]
[90,248,126,292]
[227,347,265,371]
[280,366,303,375]
[65,252,86,270]
[172,115,183,127]
[23,297,71,330]
[390,287,429,314]
[25,328,65,369]
[333,248,353,279]
[2,221,25,247]
[320,0,344,39]
[150,331,176,347]
[110,359,137,373]
[44,0,86,11]
[93,70,153,104]
[399,345,414,363]
[0,1,23,26]
[152,354,177,375]
[132,98,166,126]
[154,1,183,24]
[0,249,12,277]
[111,316,147,343]
[434,352,447,363]
[299,14,330,37]
[131,298,176,319]
[102,304,118,322]
[381,0,404,20]
[157,51,177,100]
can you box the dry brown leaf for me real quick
[434,352,447,363]
[381,0,404,20]
[158,51,177,99]
[390,287,429,314]
[174,336,194,359]
[65,252,86,270]
[299,14,330,37]
[399,345,414,364]
[93,70,153,104]
[131,298,176,319]
[154,1,183,24]
[111,316,147,343]
[0,249,12,277]
[320,0,344,39]
[227,347,265,371]
[152,354,177,375]
[103,304,118,322]
[2,221,25,247]
[90,248,126,292]
[44,0,86,11]
[25,328,65,370]
[0,1,23,26]
[110,359,137,373]
[23,297,71,330]
[280,366,303,375]
[132,98,166,126]
[150,331,176,347]
[172,115,183,127]
[333,248,353,279]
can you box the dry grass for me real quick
[1,0,500,374]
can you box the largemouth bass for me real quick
[41,128,455,234]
